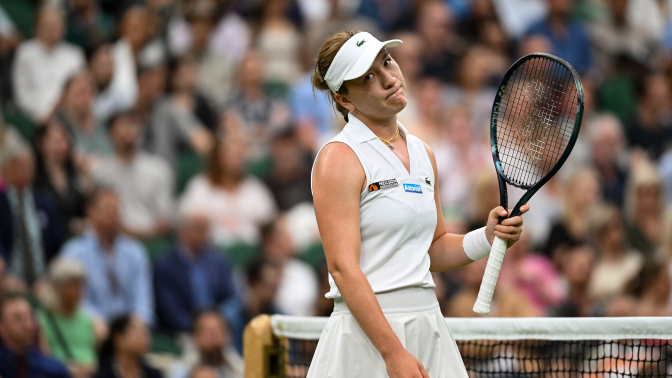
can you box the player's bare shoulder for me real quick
[313,142,367,194]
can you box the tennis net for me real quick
[243,315,672,378]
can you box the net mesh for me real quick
[258,317,672,378]
[494,56,580,188]
[273,339,672,378]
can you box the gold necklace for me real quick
[378,126,400,150]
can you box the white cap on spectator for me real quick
[324,32,402,93]
[49,257,87,283]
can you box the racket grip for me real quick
[473,236,508,315]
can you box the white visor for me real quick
[324,32,402,93]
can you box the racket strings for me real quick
[495,57,579,188]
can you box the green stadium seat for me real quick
[299,243,326,268]
[150,332,182,356]
[599,76,637,126]
[176,150,205,194]
[3,104,37,142]
[216,243,258,268]
[143,236,174,263]
[2,0,36,39]
[247,156,272,178]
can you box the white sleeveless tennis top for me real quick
[312,113,437,298]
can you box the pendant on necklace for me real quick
[389,144,395,150]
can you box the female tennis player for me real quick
[309,30,528,378]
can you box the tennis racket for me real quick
[473,53,584,315]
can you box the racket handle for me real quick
[473,236,508,315]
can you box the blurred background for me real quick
[1,0,672,377]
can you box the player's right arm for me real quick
[312,142,428,378]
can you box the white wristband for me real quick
[462,227,492,261]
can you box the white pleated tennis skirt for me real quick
[306,287,469,378]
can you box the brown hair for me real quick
[312,30,362,121]
[206,134,244,187]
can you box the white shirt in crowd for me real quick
[179,175,276,247]
[273,258,319,316]
[12,39,85,122]
[93,40,139,121]
[92,153,174,232]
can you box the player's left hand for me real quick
[485,204,530,247]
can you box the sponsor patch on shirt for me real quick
[368,179,399,192]
[403,183,423,194]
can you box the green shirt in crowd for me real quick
[37,308,97,366]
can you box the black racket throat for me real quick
[496,174,527,225]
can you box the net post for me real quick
[244,314,274,378]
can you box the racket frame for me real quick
[474,53,584,315]
[490,53,584,218]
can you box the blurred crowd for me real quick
[2,0,672,377]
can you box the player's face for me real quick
[339,49,407,120]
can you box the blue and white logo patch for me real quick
[403,183,423,194]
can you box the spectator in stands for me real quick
[443,46,498,137]
[169,310,243,378]
[624,161,666,256]
[109,6,149,109]
[551,242,597,317]
[168,0,242,109]
[96,315,161,378]
[0,116,24,165]
[587,115,629,206]
[477,18,512,73]
[416,0,464,83]
[526,0,593,73]
[12,5,86,123]
[498,233,567,316]
[392,32,426,133]
[61,188,153,325]
[0,293,71,378]
[34,119,89,237]
[179,133,276,247]
[223,50,289,160]
[148,54,214,166]
[457,0,498,43]
[544,168,601,258]
[255,0,301,87]
[263,128,313,212]
[165,54,219,134]
[137,8,167,69]
[154,208,238,334]
[627,259,672,316]
[436,107,490,218]
[0,142,64,288]
[55,71,111,162]
[92,112,173,240]
[587,0,658,71]
[588,205,643,302]
[289,40,335,152]
[446,255,541,318]
[627,73,672,159]
[65,0,113,51]
[37,257,98,378]
[133,64,167,140]
[89,42,135,122]
[242,259,282,327]
[262,217,318,317]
